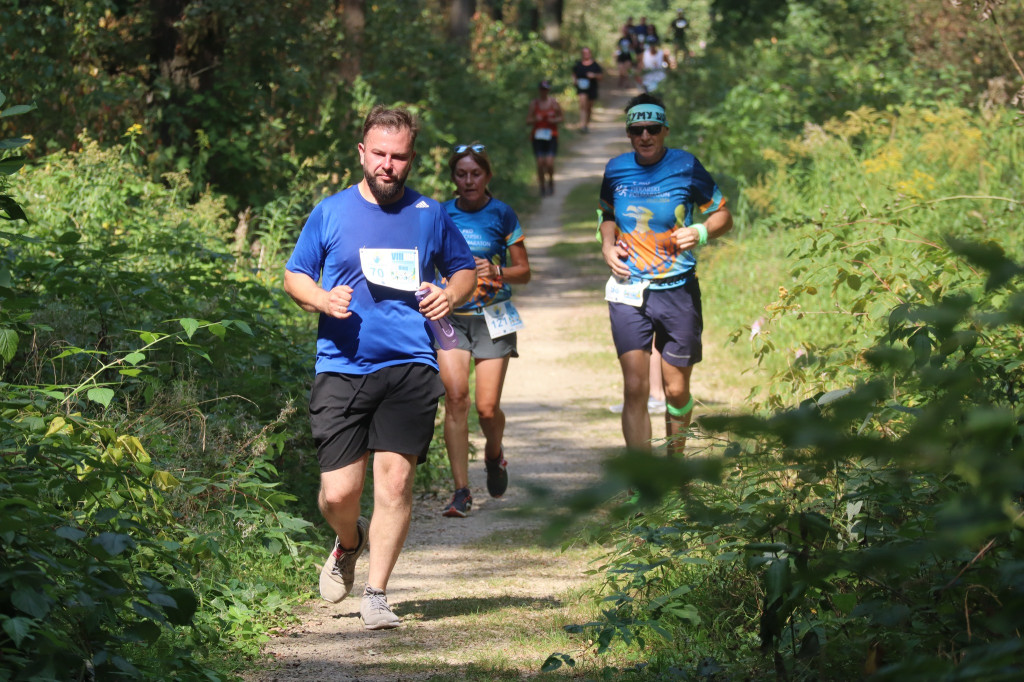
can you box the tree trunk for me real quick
[540,0,563,44]
[483,0,502,20]
[338,0,365,81]
[150,0,190,89]
[450,0,476,40]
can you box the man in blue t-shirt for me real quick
[284,105,475,630]
[598,92,733,458]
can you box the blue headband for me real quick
[625,104,667,126]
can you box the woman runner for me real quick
[438,143,532,517]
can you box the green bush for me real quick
[555,3,1024,672]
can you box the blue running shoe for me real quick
[441,487,472,517]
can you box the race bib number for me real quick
[533,127,553,141]
[482,301,525,339]
[359,248,420,291]
[605,276,649,307]
[577,78,590,90]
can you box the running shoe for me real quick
[318,515,369,603]
[485,452,508,498]
[441,487,473,517]
[360,585,401,630]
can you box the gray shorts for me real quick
[608,277,703,367]
[447,313,518,359]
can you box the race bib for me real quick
[577,78,590,90]
[359,247,420,291]
[482,301,525,339]
[533,128,553,141]
[605,276,649,307]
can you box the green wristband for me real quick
[693,223,708,246]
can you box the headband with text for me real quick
[625,104,668,127]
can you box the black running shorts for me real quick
[309,363,444,472]
[608,277,703,367]
[532,138,558,157]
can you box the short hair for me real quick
[361,105,419,144]
[624,91,665,114]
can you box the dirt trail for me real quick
[247,88,653,681]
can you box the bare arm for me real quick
[499,242,531,285]
[283,269,353,319]
[599,217,630,279]
[671,206,734,251]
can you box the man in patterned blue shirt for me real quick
[598,92,733,457]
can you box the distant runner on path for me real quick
[283,105,476,630]
[571,47,603,133]
[438,143,532,518]
[598,92,733,456]
[526,79,563,197]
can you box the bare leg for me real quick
[319,455,369,550]
[438,347,473,490]
[473,356,510,460]
[543,156,556,193]
[662,360,694,457]
[366,450,417,591]
[649,346,665,402]
[578,94,590,130]
[618,348,652,452]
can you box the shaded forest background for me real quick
[2,0,1024,680]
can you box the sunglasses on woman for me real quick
[454,143,486,153]
[626,124,664,137]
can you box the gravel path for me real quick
[247,88,642,681]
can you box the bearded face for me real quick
[358,126,416,205]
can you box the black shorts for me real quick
[309,363,444,472]
[532,138,558,157]
[608,277,703,367]
[617,53,634,63]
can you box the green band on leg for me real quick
[667,395,694,417]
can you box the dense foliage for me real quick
[1,2,562,677]
[0,0,559,211]
[4,0,1024,678]
[547,1,1024,680]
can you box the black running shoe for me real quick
[485,452,508,498]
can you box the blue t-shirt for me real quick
[441,197,525,313]
[286,185,475,374]
[599,148,726,290]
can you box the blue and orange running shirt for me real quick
[599,148,726,289]
[442,197,525,313]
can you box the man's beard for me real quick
[364,168,409,204]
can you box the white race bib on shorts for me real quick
[605,275,649,307]
[482,301,525,339]
[533,128,554,141]
[577,78,591,90]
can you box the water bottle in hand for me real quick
[415,288,458,350]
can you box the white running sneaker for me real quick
[361,585,401,630]
[318,516,369,602]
